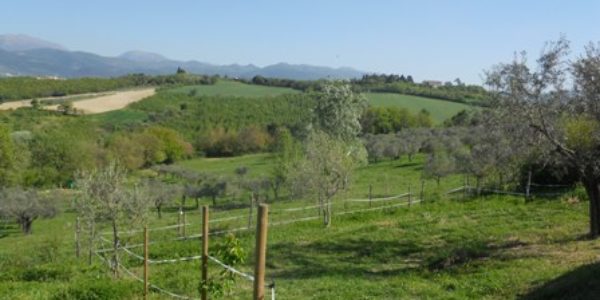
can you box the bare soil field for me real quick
[0,88,155,114]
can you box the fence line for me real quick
[100,183,576,237]
[101,215,248,236]
[93,247,199,300]
[445,186,466,194]
[337,199,422,217]
[119,260,199,300]
[208,255,255,281]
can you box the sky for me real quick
[2,0,599,84]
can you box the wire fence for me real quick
[93,182,573,299]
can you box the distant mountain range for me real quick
[0,34,366,80]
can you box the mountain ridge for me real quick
[0,34,366,80]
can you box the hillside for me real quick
[1,155,596,299]
[365,92,473,124]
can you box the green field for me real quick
[2,154,596,299]
[168,80,299,97]
[365,92,473,124]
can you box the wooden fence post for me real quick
[253,204,269,300]
[368,184,373,208]
[201,206,209,300]
[143,226,149,300]
[408,183,412,207]
[177,208,182,237]
[182,210,187,239]
[248,194,254,229]
[420,180,425,203]
[75,216,81,258]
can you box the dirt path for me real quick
[0,88,155,114]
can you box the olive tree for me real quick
[0,187,57,234]
[145,179,180,219]
[293,130,367,227]
[312,84,367,141]
[76,163,151,276]
[485,38,600,237]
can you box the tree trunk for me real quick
[88,222,95,265]
[248,195,254,229]
[157,205,162,219]
[75,217,81,258]
[111,219,119,278]
[195,197,199,209]
[582,176,600,238]
[273,185,279,201]
[526,168,532,201]
[324,199,332,228]
[212,195,216,206]
[19,217,33,235]
[408,153,413,162]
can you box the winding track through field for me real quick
[0,88,155,114]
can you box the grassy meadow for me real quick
[365,92,473,124]
[1,154,597,299]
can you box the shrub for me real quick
[52,278,137,300]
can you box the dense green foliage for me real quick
[127,91,314,156]
[248,75,323,91]
[361,106,433,134]
[352,73,489,105]
[0,73,217,102]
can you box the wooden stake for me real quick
[248,194,254,229]
[408,183,412,207]
[177,208,182,236]
[526,168,532,201]
[420,180,425,203]
[368,184,373,208]
[463,175,467,199]
[201,206,209,300]
[182,210,187,239]
[143,226,149,300]
[253,204,269,300]
[75,216,81,258]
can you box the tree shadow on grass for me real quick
[267,235,533,280]
[518,262,600,300]
[267,238,423,280]
[394,162,421,168]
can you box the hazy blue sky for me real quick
[2,0,599,83]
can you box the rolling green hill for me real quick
[1,154,595,299]
[167,80,299,97]
[365,92,473,124]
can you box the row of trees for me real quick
[249,75,323,92]
[0,72,217,102]
[351,73,415,84]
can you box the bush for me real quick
[52,278,137,300]
[21,265,72,282]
